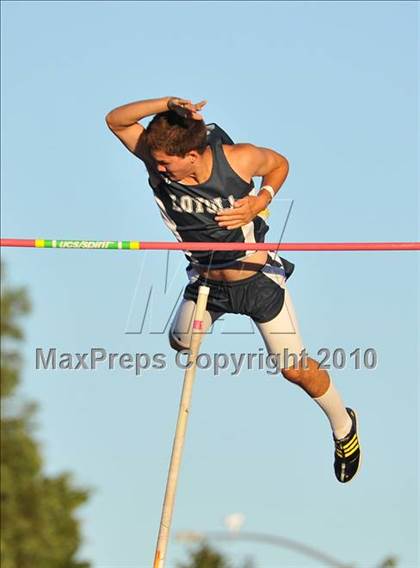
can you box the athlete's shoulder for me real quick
[223,143,260,164]
[225,142,257,153]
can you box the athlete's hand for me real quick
[167,97,207,120]
[215,195,267,230]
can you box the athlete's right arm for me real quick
[105,97,207,159]
[105,97,172,159]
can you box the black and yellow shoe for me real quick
[334,408,361,483]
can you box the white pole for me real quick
[153,285,210,568]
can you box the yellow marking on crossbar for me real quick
[35,239,45,248]
[129,241,140,250]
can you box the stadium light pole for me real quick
[176,530,352,568]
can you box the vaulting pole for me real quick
[1,238,419,251]
[153,285,210,568]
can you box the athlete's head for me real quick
[145,111,207,181]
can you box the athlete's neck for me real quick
[181,146,213,185]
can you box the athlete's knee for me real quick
[281,365,303,383]
[168,328,190,352]
[281,356,326,385]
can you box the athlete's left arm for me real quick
[215,144,289,230]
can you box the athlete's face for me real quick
[152,150,195,182]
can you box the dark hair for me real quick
[145,111,208,157]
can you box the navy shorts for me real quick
[183,254,294,324]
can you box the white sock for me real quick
[313,381,352,439]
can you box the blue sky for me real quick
[1,1,418,567]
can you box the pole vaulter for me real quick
[4,96,417,568]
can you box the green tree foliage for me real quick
[378,558,398,568]
[178,542,254,568]
[1,264,91,567]
[177,543,233,568]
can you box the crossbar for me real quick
[1,239,419,251]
